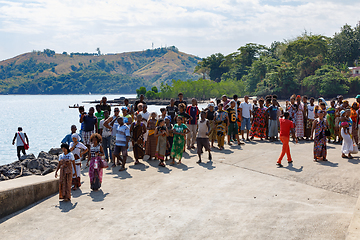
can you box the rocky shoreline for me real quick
[0,148,62,181]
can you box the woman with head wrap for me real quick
[69,133,88,190]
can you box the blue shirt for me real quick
[268,105,278,120]
[61,133,82,144]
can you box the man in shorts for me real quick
[196,111,212,163]
[113,117,130,171]
[239,96,252,141]
[227,100,242,145]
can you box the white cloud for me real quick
[0,0,359,60]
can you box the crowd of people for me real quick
[55,93,360,201]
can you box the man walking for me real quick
[277,112,297,167]
[12,127,29,160]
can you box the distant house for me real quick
[349,67,360,76]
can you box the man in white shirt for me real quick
[12,127,29,160]
[140,104,150,121]
[239,96,252,141]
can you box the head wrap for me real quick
[71,133,80,141]
[318,97,328,106]
[340,110,346,117]
[121,106,128,111]
[165,116,171,121]
[296,95,301,99]
[208,103,215,108]
[356,95,360,99]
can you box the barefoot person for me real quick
[170,116,190,164]
[154,119,169,167]
[196,111,212,163]
[130,114,146,165]
[340,110,354,159]
[277,112,297,167]
[55,143,77,201]
[311,110,328,161]
[69,133,88,190]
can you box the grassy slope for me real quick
[0,49,201,89]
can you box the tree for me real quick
[136,86,147,97]
[151,86,158,93]
[195,53,228,82]
[328,24,360,67]
[145,90,157,99]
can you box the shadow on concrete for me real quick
[128,162,149,171]
[88,189,109,202]
[57,201,78,212]
[212,148,234,154]
[317,160,339,167]
[198,160,216,170]
[348,157,360,164]
[182,151,196,159]
[147,160,172,174]
[110,168,133,180]
[71,188,88,198]
[171,162,194,171]
[284,163,303,172]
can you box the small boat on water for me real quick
[69,104,83,109]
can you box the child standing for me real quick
[215,103,228,150]
[196,112,212,163]
[155,119,169,167]
[227,100,242,145]
[69,133,88,190]
[165,116,174,161]
[86,133,104,191]
[171,116,190,164]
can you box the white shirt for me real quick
[140,111,150,121]
[307,104,315,120]
[100,119,112,137]
[16,132,26,146]
[70,142,87,163]
[240,102,252,118]
[197,120,209,138]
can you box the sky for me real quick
[0,0,359,61]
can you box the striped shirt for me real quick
[116,124,130,146]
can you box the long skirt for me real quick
[216,122,227,148]
[133,141,144,160]
[145,134,157,158]
[155,135,167,160]
[313,135,327,160]
[208,120,217,141]
[171,135,185,160]
[296,113,304,138]
[341,128,353,155]
[59,162,72,200]
[352,124,359,144]
[89,157,103,191]
[165,136,173,156]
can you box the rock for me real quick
[49,148,62,156]
[34,169,42,175]
[0,174,8,181]
[27,159,40,169]
[7,169,20,176]
[50,159,59,165]
[22,170,32,176]
[38,151,54,160]
[20,154,35,161]
[50,164,57,170]
[42,168,53,176]
[21,159,30,167]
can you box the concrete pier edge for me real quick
[346,189,360,239]
[0,176,58,219]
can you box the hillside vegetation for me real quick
[0,46,201,94]
[157,24,360,99]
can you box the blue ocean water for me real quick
[0,94,168,166]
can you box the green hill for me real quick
[0,46,201,94]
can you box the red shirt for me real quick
[279,118,294,137]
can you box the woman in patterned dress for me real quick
[250,98,267,140]
[350,102,359,145]
[326,100,336,142]
[170,116,190,164]
[215,103,228,150]
[130,114,146,165]
[311,110,328,161]
[55,143,77,201]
